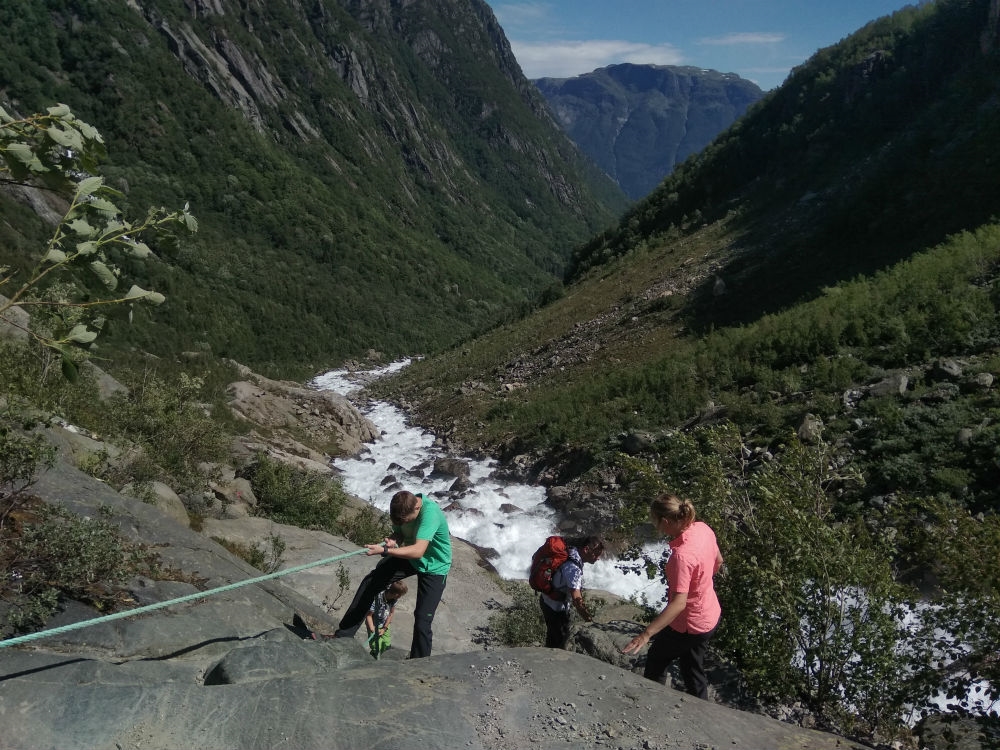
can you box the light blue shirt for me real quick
[540,547,584,612]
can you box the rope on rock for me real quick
[0,547,370,649]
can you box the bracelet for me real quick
[381,543,389,557]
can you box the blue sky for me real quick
[485,1,919,91]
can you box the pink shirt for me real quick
[665,521,721,634]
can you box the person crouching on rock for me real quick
[540,536,605,649]
[621,493,723,700]
[334,490,451,658]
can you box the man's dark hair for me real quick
[389,490,421,525]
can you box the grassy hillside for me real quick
[0,0,625,376]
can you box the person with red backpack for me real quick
[531,535,605,648]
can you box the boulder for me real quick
[431,457,471,479]
[121,480,190,527]
[226,363,379,458]
[0,647,867,750]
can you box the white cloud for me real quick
[697,32,785,46]
[510,39,684,79]
[491,3,552,31]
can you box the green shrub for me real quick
[337,503,392,546]
[488,579,544,647]
[1,503,157,633]
[212,533,285,573]
[246,453,346,532]
[93,369,231,491]
[322,563,352,615]
[617,425,912,740]
[0,424,55,510]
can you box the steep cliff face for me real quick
[535,64,764,200]
[122,0,620,220]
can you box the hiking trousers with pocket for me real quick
[335,556,447,658]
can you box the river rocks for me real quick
[930,358,963,381]
[620,430,656,455]
[915,713,999,750]
[796,413,824,444]
[431,457,471,479]
[867,372,910,398]
[545,484,623,537]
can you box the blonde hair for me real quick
[649,493,696,529]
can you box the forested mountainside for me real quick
[0,0,626,376]
[534,64,764,200]
[378,1,1000,737]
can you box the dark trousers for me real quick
[643,622,719,699]
[540,598,571,649]
[335,556,447,658]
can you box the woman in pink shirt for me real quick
[622,493,724,699]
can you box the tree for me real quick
[0,103,196,378]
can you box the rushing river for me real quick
[313,360,668,604]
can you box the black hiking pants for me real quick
[642,621,719,699]
[335,556,447,658]
[540,598,571,649]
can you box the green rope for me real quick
[0,547,370,649]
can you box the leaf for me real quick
[124,287,166,305]
[66,324,98,344]
[46,103,72,118]
[68,218,97,237]
[61,355,79,383]
[183,212,199,232]
[5,142,36,166]
[100,219,125,238]
[74,120,102,142]
[46,125,83,150]
[75,176,104,198]
[89,260,118,290]
[127,241,152,259]
[86,197,119,216]
[43,248,68,264]
[75,240,98,256]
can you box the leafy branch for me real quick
[0,103,197,371]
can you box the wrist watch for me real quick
[381,542,389,557]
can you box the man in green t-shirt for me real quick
[334,490,452,657]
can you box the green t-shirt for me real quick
[394,497,452,576]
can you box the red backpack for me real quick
[528,536,578,600]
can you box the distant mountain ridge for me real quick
[534,64,764,199]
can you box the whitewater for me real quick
[312,360,669,605]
